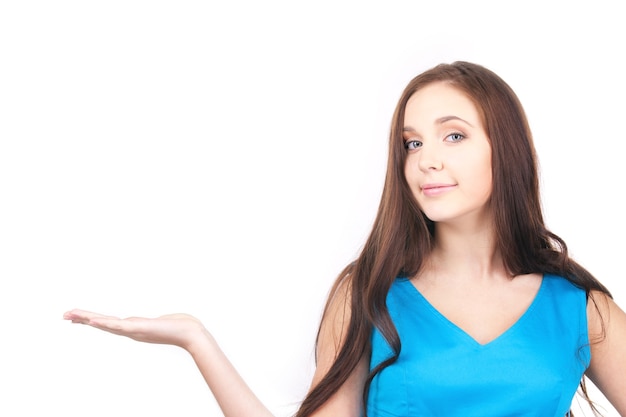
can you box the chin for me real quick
[421,212,451,223]
[420,207,469,223]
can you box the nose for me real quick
[417,142,443,172]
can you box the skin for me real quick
[63,82,626,416]
[403,82,493,228]
[402,82,543,346]
[586,292,626,413]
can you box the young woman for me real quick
[64,61,626,417]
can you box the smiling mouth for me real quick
[421,184,457,196]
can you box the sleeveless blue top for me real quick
[368,274,590,417]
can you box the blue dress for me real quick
[368,274,590,417]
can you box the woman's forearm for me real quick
[187,328,275,417]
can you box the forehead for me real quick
[403,82,481,127]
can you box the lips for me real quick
[420,183,457,197]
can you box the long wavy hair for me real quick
[294,61,612,417]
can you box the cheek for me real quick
[474,155,493,200]
[481,170,493,200]
[455,150,492,199]
[403,157,418,187]
[403,161,423,204]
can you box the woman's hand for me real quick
[63,308,274,417]
[63,309,208,351]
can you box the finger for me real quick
[89,317,155,337]
[87,317,130,334]
[63,309,119,323]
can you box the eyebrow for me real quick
[402,115,475,132]
[436,115,474,127]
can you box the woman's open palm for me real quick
[63,309,206,349]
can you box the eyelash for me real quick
[404,140,421,150]
[447,132,465,142]
[403,132,466,150]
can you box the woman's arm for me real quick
[585,291,626,415]
[302,277,369,417]
[63,272,368,417]
[63,309,273,417]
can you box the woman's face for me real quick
[403,82,493,226]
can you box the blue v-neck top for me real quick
[368,274,590,417]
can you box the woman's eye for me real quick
[404,140,422,150]
[446,133,465,142]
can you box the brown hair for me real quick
[294,61,612,417]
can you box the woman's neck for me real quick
[425,221,509,283]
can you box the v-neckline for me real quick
[402,274,546,347]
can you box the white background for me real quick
[1,1,624,416]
